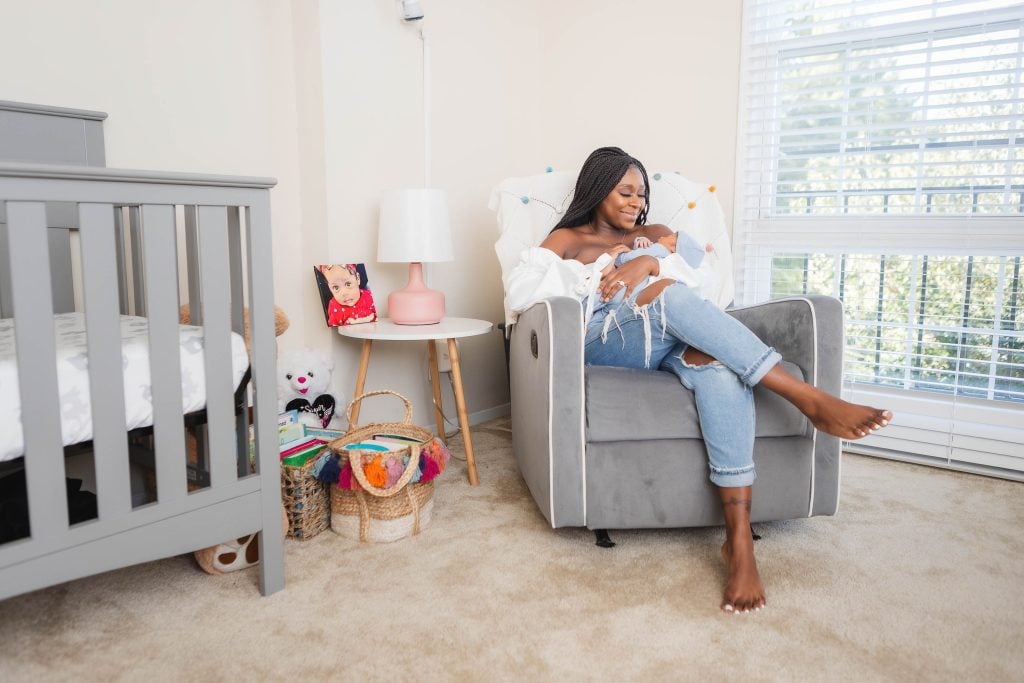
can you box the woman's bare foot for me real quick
[721,535,765,613]
[759,367,892,439]
[717,487,765,614]
[800,389,892,439]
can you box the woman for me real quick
[507,146,891,614]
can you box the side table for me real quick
[336,317,493,485]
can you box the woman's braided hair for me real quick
[551,146,650,232]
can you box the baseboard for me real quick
[468,402,510,425]
[845,444,1024,483]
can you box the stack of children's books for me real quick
[278,410,345,467]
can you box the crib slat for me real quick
[113,208,129,314]
[197,205,235,489]
[140,204,187,502]
[0,223,12,317]
[5,201,69,537]
[79,203,132,518]
[227,206,250,478]
[227,206,245,340]
[183,206,202,325]
[47,228,75,314]
[246,195,284,595]
[127,206,146,316]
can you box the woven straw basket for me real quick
[328,390,435,543]
[280,454,330,540]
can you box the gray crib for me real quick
[0,102,283,599]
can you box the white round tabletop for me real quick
[335,317,493,341]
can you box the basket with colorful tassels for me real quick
[314,390,450,543]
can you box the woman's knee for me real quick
[682,347,716,366]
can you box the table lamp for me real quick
[377,188,454,325]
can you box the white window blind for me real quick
[735,0,1024,477]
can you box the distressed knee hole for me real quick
[681,347,721,368]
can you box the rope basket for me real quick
[328,390,436,543]
[281,453,330,540]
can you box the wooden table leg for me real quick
[427,340,445,439]
[350,339,372,425]
[447,337,478,485]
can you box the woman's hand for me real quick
[599,255,659,302]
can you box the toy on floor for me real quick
[194,507,289,575]
[277,347,341,429]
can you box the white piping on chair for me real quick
[776,297,821,517]
[729,296,823,517]
[541,300,556,528]
[801,297,821,517]
[832,305,844,516]
[578,305,587,528]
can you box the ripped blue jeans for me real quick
[584,282,781,488]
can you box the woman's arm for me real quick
[504,246,593,313]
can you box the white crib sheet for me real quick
[0,313,250,462]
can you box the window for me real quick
[736,0,1024,475]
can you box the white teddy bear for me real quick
[277,348,342,428]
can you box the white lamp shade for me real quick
[377,188,454,263]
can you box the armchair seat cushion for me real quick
[585,361,808,442]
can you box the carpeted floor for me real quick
[0,417,1021,681]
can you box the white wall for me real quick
[0,0,743,432]
[0,0,314,351]
[536,0,743,227]
[316,0,539,426]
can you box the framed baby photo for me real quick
[314,263,378,327]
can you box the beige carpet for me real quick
[1,417,1022,681]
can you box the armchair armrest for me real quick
[727,295,843,396]
[727,294,845,516]
[508,297,586,527]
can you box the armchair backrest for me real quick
[490,169,734,325]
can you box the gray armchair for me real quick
[508,294,844,530]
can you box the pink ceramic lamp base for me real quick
[388,262,445,325]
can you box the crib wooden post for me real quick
[79,202,132,518]
[227,206,250,479]
[5,200,68,538]
[246,193,284,596]
[196,206,235,489]
[140,203,189,503]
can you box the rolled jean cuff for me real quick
[709,464,757,488]
[739,346,782,387]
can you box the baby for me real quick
[597,231,715,308]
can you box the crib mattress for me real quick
[0,313,249,462]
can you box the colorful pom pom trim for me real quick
[314,436,451,491]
